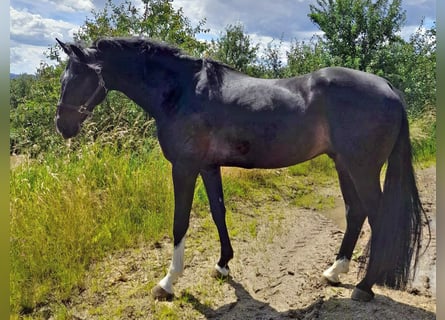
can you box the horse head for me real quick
[55,38,108,139]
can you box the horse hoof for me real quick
[322,275,341,286]
[211,268,229,280]
[351,287,374,302]
[211,264,230,280]
[152,285,174,301]
[322,258,349,285]
[322,270,340,286]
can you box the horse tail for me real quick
[374,102,430,289]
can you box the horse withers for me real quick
[55,37,428,302]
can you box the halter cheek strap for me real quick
[57,70,108,116]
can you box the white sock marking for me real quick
[214,263,230,277]
[323,258,350,283]
[158,237,186,294]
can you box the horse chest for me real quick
[157,116,212,162]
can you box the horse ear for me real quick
[69,44,89,63]
[56,38,71,55]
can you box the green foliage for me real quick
[74,0,141,40]
[409,111,436,164]
[74,0,209,56]
[10,64,65,156]
[10,74,35,109]
[286,39,334,76]
[369,21,436,116]
[209,23,260,75]
[401,22,436,115]
[257,38,286,78]
[309,0,406,70]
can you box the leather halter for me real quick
[57,70,107,116]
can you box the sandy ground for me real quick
[35,166,436,319]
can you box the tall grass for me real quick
[409,111,436,165]
[10,142,173,314]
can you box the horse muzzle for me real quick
[54,114,82,139]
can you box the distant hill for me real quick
[10,73,35,80]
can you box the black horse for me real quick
[55,37,427,302]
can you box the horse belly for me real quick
[253,139,327,168]
[208,124,329,169]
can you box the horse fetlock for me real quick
[322,258,350,284]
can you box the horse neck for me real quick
[103,53,198,122]
[109,77,162,119]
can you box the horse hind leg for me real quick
[323,159,367,285]
[344,166,383,302]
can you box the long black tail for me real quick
[374,107,431,289]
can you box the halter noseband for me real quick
[57,69,108,116]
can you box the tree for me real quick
[366,20,435,115]
[10,74,35,109]
[286,38,334,76]
[74,0,208,56]
[138,0,209,56]
[10,63,65,156]
[210,23,259,75]
[259,38,286,78]
[308,0,405,70]
[401,22,436,115]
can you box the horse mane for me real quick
[91,37,237,73]
[92,37,182,57]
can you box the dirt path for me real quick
[57,167,435,319]
[218,168,436,320]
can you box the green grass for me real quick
[10,142,174,314]
[409,111,436,166]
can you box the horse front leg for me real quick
[152,163,199,300]
[201,166,233,278]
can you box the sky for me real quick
[10,0,436,75]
